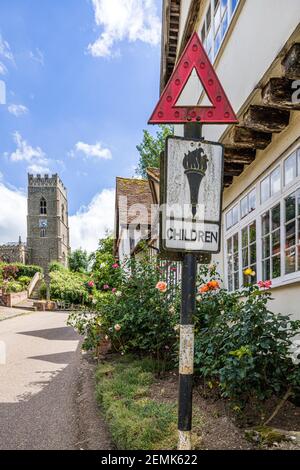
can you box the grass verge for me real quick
[95,355,203,450]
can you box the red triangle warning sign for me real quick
[148,32,238,125]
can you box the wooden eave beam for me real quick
[262,77,300,110]
[282,43,300,80]
[243,105,290,133]
[224,146,256,164]
[229,126,272,150]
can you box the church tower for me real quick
[27,174,70,271]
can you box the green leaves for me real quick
[194,265,300,406]
[135,125,173,178]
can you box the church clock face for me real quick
[39,219,48,228]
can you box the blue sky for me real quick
[0,0,162,250]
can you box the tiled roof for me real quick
[116,177,153,226]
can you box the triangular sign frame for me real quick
[148,32,238,125]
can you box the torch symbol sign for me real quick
[183,146,208,219]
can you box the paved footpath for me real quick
[0,310,111,450]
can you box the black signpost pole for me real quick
[177,123,202,450]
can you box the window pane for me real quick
[272,255,281,279]
[249,189,256,212]
[214,2,221,31]
[271,204,280,230]
[262,212,270,236]
[285,193,296,222]
[233,233,238,252]
[221,10,228,38]
[221,0,228,15]
[228,275,233,291]
[228,255,233,274]
[250,243,256,265]
[284,152,296,185]
[285,247,296,274]
[206,26,213,54]
[232,205,239,225]
[250,264,257,283]
[262,235,270,259]
[272,230,280,255]
[226,211,232,229]
[249,222,256,243]
[262,259,270,281]
[286,221,296,248]
[241,196,248,218]
[270,167,281,196]
[227,238,232,254]
[241,227,248,247]
[214,28,222,55]
[201,25,206,43]
[298,244,300,271]
[231,0,238,14]
[234,271,239,290]
[234,253,239,271]
[242,247,248,268]
[261,177,270,203]
[207,5,212,29]
[298,148,300,177]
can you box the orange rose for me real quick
[207,280,220,290]
[199,284,209,293]
[156,281,167,293]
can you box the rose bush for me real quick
[194,265,300,406]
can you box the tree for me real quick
[136,125,173,178]
[68,249,90,273]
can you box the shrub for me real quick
[18,276,31,287]
[69,255,180,370]
[5,280,24,293]
[91,236,122,291]
[194,265,300,406]
[49,261,65,272]
[49,270,90,304]
[2,265,19,280]
[15,263,42,277]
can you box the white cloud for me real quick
[73,141,112,160]
[8,131,50,173]
[0,182,26,244]
[0,34,14,62]
[8,104,28,117]
[69,188,115,252]
[88,0,161,58]
[0,61,7,75]
[29,48,44,66]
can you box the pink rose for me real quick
[258,280,272,289]
[112,288,117,293]
[88,280,95,287]
[103,284,110,290]
[112,263,119,269]
[156,281,167,293]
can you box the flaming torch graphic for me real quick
[183,146,208,219]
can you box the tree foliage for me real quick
[69,248,90,273]
[136,125,173,178]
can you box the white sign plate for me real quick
[161,136,223,254]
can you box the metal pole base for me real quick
[178,430,192,450]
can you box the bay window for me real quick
[224,145,300,291]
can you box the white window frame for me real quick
[200,0,241,64]
[224,143,300,291]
